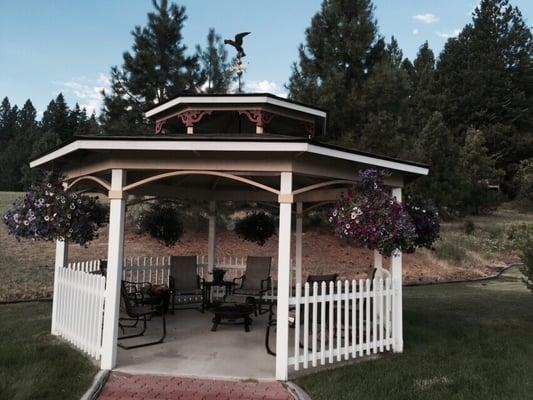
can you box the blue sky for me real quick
[1,0,531,117]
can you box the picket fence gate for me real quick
[52,266,106,359]
[288,277,395,371]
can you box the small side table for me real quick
[203,281,234,309]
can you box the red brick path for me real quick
[98,373,294,400]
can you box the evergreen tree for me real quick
[359,36,411,156]
[287,0,386,140]
[436,0,533,195]
[41,93,71,141]
[197,28,233,93]
[0,97,18,143]
[0,100,38,190]
[408,112,468,214]
[459,128,504,214]
[101,0,203,135]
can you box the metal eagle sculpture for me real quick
[224,32,250,58]
[224,32,251,93]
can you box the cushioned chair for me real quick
[232,256,272,316]
[168,256,204,313]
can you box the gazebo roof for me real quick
[29,93,429,203]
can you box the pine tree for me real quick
[41,93,71,141]
[0,97,18,143]
[197,28,233,93]
[287,0,386,140]
[460,128,504,213]
[0,100,39,190]
[408,112,468,214]
[436,0,533,195]
[101,0,203,135]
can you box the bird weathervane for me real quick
[224,32,251,93]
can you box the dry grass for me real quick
[1,192,530,301]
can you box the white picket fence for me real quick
[288,277,395,371]
[52,266,106,359]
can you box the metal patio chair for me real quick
[118,280,166,349]
[232,256,272,316]
[169,255,205,313]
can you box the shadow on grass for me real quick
[0,302,97,400]
[295,267,533,400]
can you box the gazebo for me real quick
[29,93,428,381]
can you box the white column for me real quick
[391,187,403,353]
[295,202,303,286]
[207,200,216,273]
[51,239,68,335]
[101,169,127,370]
[276,172,292,381]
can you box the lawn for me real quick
[0,302,98,400]
[295,267,533,400]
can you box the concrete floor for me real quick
[115,308,276,380]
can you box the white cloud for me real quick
[436,29,461,39]
[53,73,109,115]
[412,29,419,35]
[413,13,440,24]
[244,80,287,97]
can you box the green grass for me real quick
[295,268,533,400]
[0,302,98,400]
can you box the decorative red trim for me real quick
[302,121,315,138]
[155,120,166,134]
[239,110,274,128]
[177,110,212,128]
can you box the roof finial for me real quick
[224,32,251,93]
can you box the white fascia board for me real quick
[29,140,309,168]
[144,96,327,118]
[307,144,429,176]
[30,139,428,176]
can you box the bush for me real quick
[514,158,533,211]
[3,173,108,246]
[520,236,533,292]
[464,220,475,235]
[234,211,275,246]
[137,202,184,246]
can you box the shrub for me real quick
[137,202,184,246]
[234,211,275,246]
[520,235,533,292]
[514,158,533,211]
[464,220,475,235]
[3,173,108,246]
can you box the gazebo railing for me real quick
[288,277,395,371]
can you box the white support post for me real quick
[207,200,216,273]
[276,172,292,381]
[51,239,68,335]
[373,250,383,275]
[101,169,127,370]
[295,202,303,286]
[391,187,403,353]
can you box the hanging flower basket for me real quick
[3,174,108,246]
[137,202,184,247]
[329,169,418,257]
[404,195,440,251]
[234,211,275,246]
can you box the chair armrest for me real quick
[260,277,272,292]
[233,275,245,288]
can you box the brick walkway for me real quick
[98,372,295,400]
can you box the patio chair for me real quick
[118,280,166,349]
[232,256,272,316]
[265,273,338,355]
[169,256,205,313]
